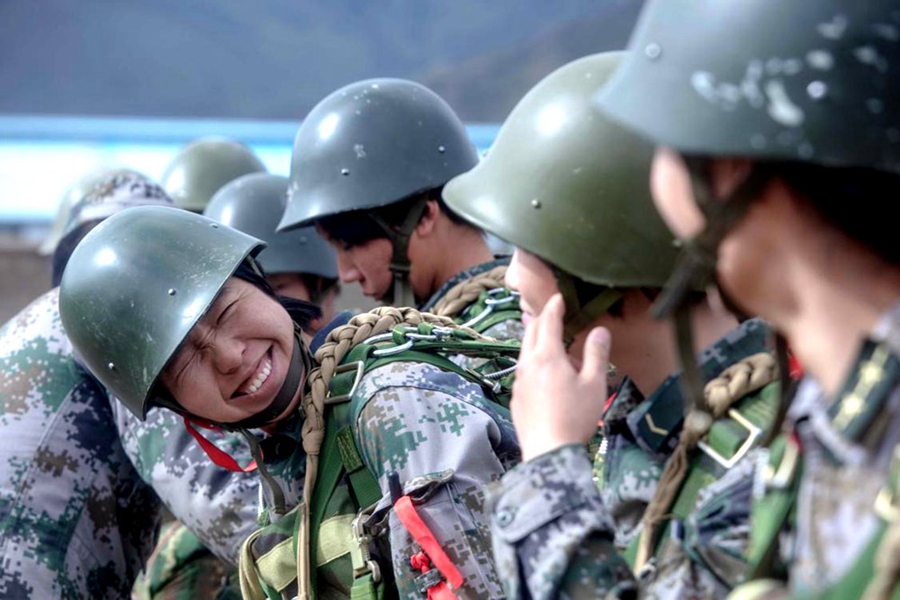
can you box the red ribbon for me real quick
[394,495,464,593]
[182,416,258,473]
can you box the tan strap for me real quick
[430,266,508,318]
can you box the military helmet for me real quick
[595,0,900,175]
[204,173,338,279]
[444,52,676,289]
[161,137,267,213]
[278,78,478,231]
[40,167,147,255]
[59,206,264,419]
[52,172,173,288]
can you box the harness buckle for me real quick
[764,435,801,491]
[350,509,382,583]
[697,408,763,469]
[325,361,366,405]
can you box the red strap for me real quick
[182,416,258,473]
[409,552,457,600]
[598,391,618,428]
[394,496,464,590]
[788,354,803,380]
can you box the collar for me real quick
[620,318,773,456]
[420,257,511,311]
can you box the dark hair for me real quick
[297,273,340,305]
[772,161,900,264]
[316,187,475,247]
[233,259,322,330]
[690,156,900,264]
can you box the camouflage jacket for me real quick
[262,316,522,599]
[490,319,779,599]
[420,257,524,343]
[0,289,161,599]
[763,302,900,597]
[114,405,261,565]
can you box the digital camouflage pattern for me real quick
[757,303,900,597]
[114,406,262,565]
[132,522,241,600]
[262,353,521,598]
[0,289,161,599]
[490,318,778,599]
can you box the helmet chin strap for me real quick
[367,196,429,308]
[225,328,310,430]
[552,268,623,347]
[651,156,773,413]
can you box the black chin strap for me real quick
[226,328,310,430]
[553,268,624,347]
[367,195,429,307]
[652,157,777,418]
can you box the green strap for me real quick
[744,434,802,581]
[624,382,781,569]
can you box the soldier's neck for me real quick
[420,223,495,299]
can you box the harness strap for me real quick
[183,417,258,472]
[368,196,429,308]
[395,496,464,592]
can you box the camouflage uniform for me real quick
[490,319,779,599]
[132,521,241,600]
[420,257,524,344]
[114,406,261,565]
[0,289,161,599]
[744,304,900,597]
[263,317,522,599]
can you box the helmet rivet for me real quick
[867,98,885,114]
[438,145,446,153]
[644,43,662,60]
[168,288,177,296]
[108,362,115,370]
[341,168,350,176]
[530,199,542,209]
[807,81,828,100]
[210,223,219,229]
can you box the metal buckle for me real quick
[325,361,366,405]
[350,509,381,583]
[764,436,800,491]
[697,408,763,469]
[875,486,900,522]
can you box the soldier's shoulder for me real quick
[0,289,69,357]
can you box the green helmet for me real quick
[204,173,338,279]
[595,0,900,174]
[162,137,267,213]
[445,52,675,291]
[59,206,264,419]
[278,78,478,231]
[40,167,147,255]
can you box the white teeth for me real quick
[240,358,271,396]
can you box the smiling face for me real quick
[159,277,302,424]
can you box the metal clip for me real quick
[350,510,381,583]
[325,361,366,404]
[697,408,763,470]
[764,436,800,491]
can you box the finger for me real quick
[520,312,539,356]
[579,326,612,385]
[537,293,566,349]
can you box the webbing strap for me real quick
[395,496,464,590]
[368,196,429,308]
[745,434,802,580]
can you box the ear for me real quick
[414,199,440,238]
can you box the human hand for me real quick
[512,294,612,462]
